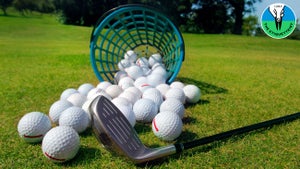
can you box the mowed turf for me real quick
[1,12,300,168]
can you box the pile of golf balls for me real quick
[17,50,201,163]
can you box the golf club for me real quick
[91,95,300,164]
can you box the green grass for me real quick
[1,12,300,168]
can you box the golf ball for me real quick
[77,83,94,96]
[116,105,136,127]
[112,97,133,109]
[17,112,52,143]
[133,98,158,123]
[152,111,183,141]
[142,88,163,108]
[124,50,137,63]
[118,76,134,90]
[118,59,132,70]
[114,71,128,84]
[136,57,149,67]
[118,91,139,105]
[147,73,166,87]
[156,83,170,99]
[59,106,90,133]
[96,81,112,90]
[105,85,123,99]
[165,88,186,104]
[49,99,73,124]
[170,81,185,89]
[148,53,162,67]
[124,86,142,99]
[183,84,201,103]
[126,65,144,80]
[42,126,80,163]
[60,88,78,100]
[160,98,185,119]
[67,93,87,107]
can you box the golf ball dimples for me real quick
[60,88,78,100]
[124,86,142,99]
[77,83,94,96]
[156,83,170,99]
[126,65,144,80]
[152,111,183,141]
[183,84,201,103]
[17,112,52,143]
[42,126,80,163]
[147,73,166,87]
[160,98,185,119]
[105,85,123,99]
[142,88,163,108]
[118,91,139,105]
[59,106,89,133]
[133,98,158,123]
[165,88,186,104]
[118,76,134,90]
[67,93,87,107]
[49,100,73,124]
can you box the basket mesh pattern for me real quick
[90,5,184,83]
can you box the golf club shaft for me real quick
[175,112,300,152]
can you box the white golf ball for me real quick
[114,71,128,84]
[17,112,52,143]
[49,100,73,124]
[118,59,132,70]
[60,88,78,100]
[134,76,152,92]
[77,83,94,96]
[136,57,149,67]
[118,91,139,105]
[59,106,90,133]
[124,86,142,99]
[147,73,166,87]
[116,105,136,127]
[118,76,134,90]
[151,62,165,70]
[148,53,162,67]
[67,93,87,107]
[183,84,201,103]
[160,98,185,119]
[152,111,183,141]
[96,81,112,90]
[133,98,158,123]
[156,83,170,99]
[165,88,186,104]
[87,88,107,100]
[141,66,152,76]
[42,126,80,163]
[126,65,144,80]
[112,97,133,109]
[105,85,123,99]
[151,66,168,78]
[142,88,163,108]
[124,50,137,63]
[170,81,185,89]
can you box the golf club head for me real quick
[90,95,176,164]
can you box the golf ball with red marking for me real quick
[152,111,183,141]
[17,112,52,143]
[42,126,80,163]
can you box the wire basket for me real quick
[90,4,185,84]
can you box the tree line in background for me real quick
[1,0,299,38]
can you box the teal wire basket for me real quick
[90,4,185,84]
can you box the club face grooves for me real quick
[91,96,146,160]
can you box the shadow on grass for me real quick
[176,77,228,95]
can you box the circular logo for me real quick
[261,3,297,39]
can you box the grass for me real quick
[1,11,300,168]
